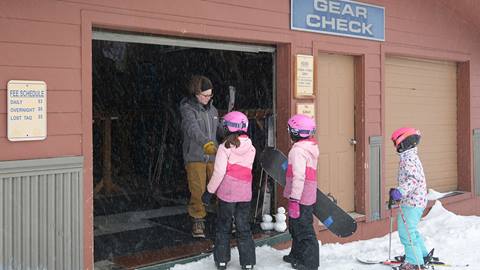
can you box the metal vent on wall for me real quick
[369,136,382,221]
[474,129,480,196]
[0,156,84,270]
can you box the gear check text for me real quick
[306,0,373,36]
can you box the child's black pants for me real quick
[288,204,319,269]
[214,200,256,267]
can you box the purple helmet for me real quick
[223,111,248,132]
[287,114,316,138]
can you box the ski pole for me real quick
[261,174,269,217]
[254,169,264,222]
[388,197,394,261]
[398,205,422,270]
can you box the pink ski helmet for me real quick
[223,111,248,132]
[287,114,316,138]
[391,127,421,152]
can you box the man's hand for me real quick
[203,141,217,155]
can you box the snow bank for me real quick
[427,188,454,200]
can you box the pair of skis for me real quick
[356,257,469,268]
[357,243,468,268]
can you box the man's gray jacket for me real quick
[180,96,220,163]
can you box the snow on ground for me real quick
[171,201,480,270]
[426,189,455,201]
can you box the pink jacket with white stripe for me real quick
[207,135,256,203]
[283,139,319,205]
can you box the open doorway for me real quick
[92,31,276,269]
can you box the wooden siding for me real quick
[0,0,82,161]
[0,1,478,160]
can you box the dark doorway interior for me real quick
[92,37,276,268]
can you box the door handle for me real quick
[349,138,357,145]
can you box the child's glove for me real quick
[389,188,402,202]
[288,199,300,219]
[203,141,217,155]
[202,191,214,206]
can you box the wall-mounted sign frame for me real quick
[7,80,47,141]
[296,102,316,118]
[295,54,315,98]
[291,0,385,42]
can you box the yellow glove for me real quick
[203,141,217,155]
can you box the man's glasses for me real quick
[198,92,214,98]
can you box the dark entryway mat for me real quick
[94,213,216,262]
[111,214,281,269]
[94,223,192,262]
[149,213,218,239]
[94,212,268,262]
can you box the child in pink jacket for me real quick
[282,114,319,270]
[202,111,256,270]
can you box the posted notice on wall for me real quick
[295,54,314,98]
[296,103,315,118]
[7,80,47,141]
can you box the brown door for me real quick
[316,53,355,212]
[385,57,457,193]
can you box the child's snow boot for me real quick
[283,255,299,264]
[395,249,438,265]
[215,262,227,270]
[293,263,317,270]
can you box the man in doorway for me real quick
[180,75,221,238]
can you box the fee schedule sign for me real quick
[7,80,47,141]
[291,0,384,41]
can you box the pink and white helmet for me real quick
[223,111,248,132]
[287,114,316,138]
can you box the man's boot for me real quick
[192,218,206,238]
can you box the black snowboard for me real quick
[260,147,357,238]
